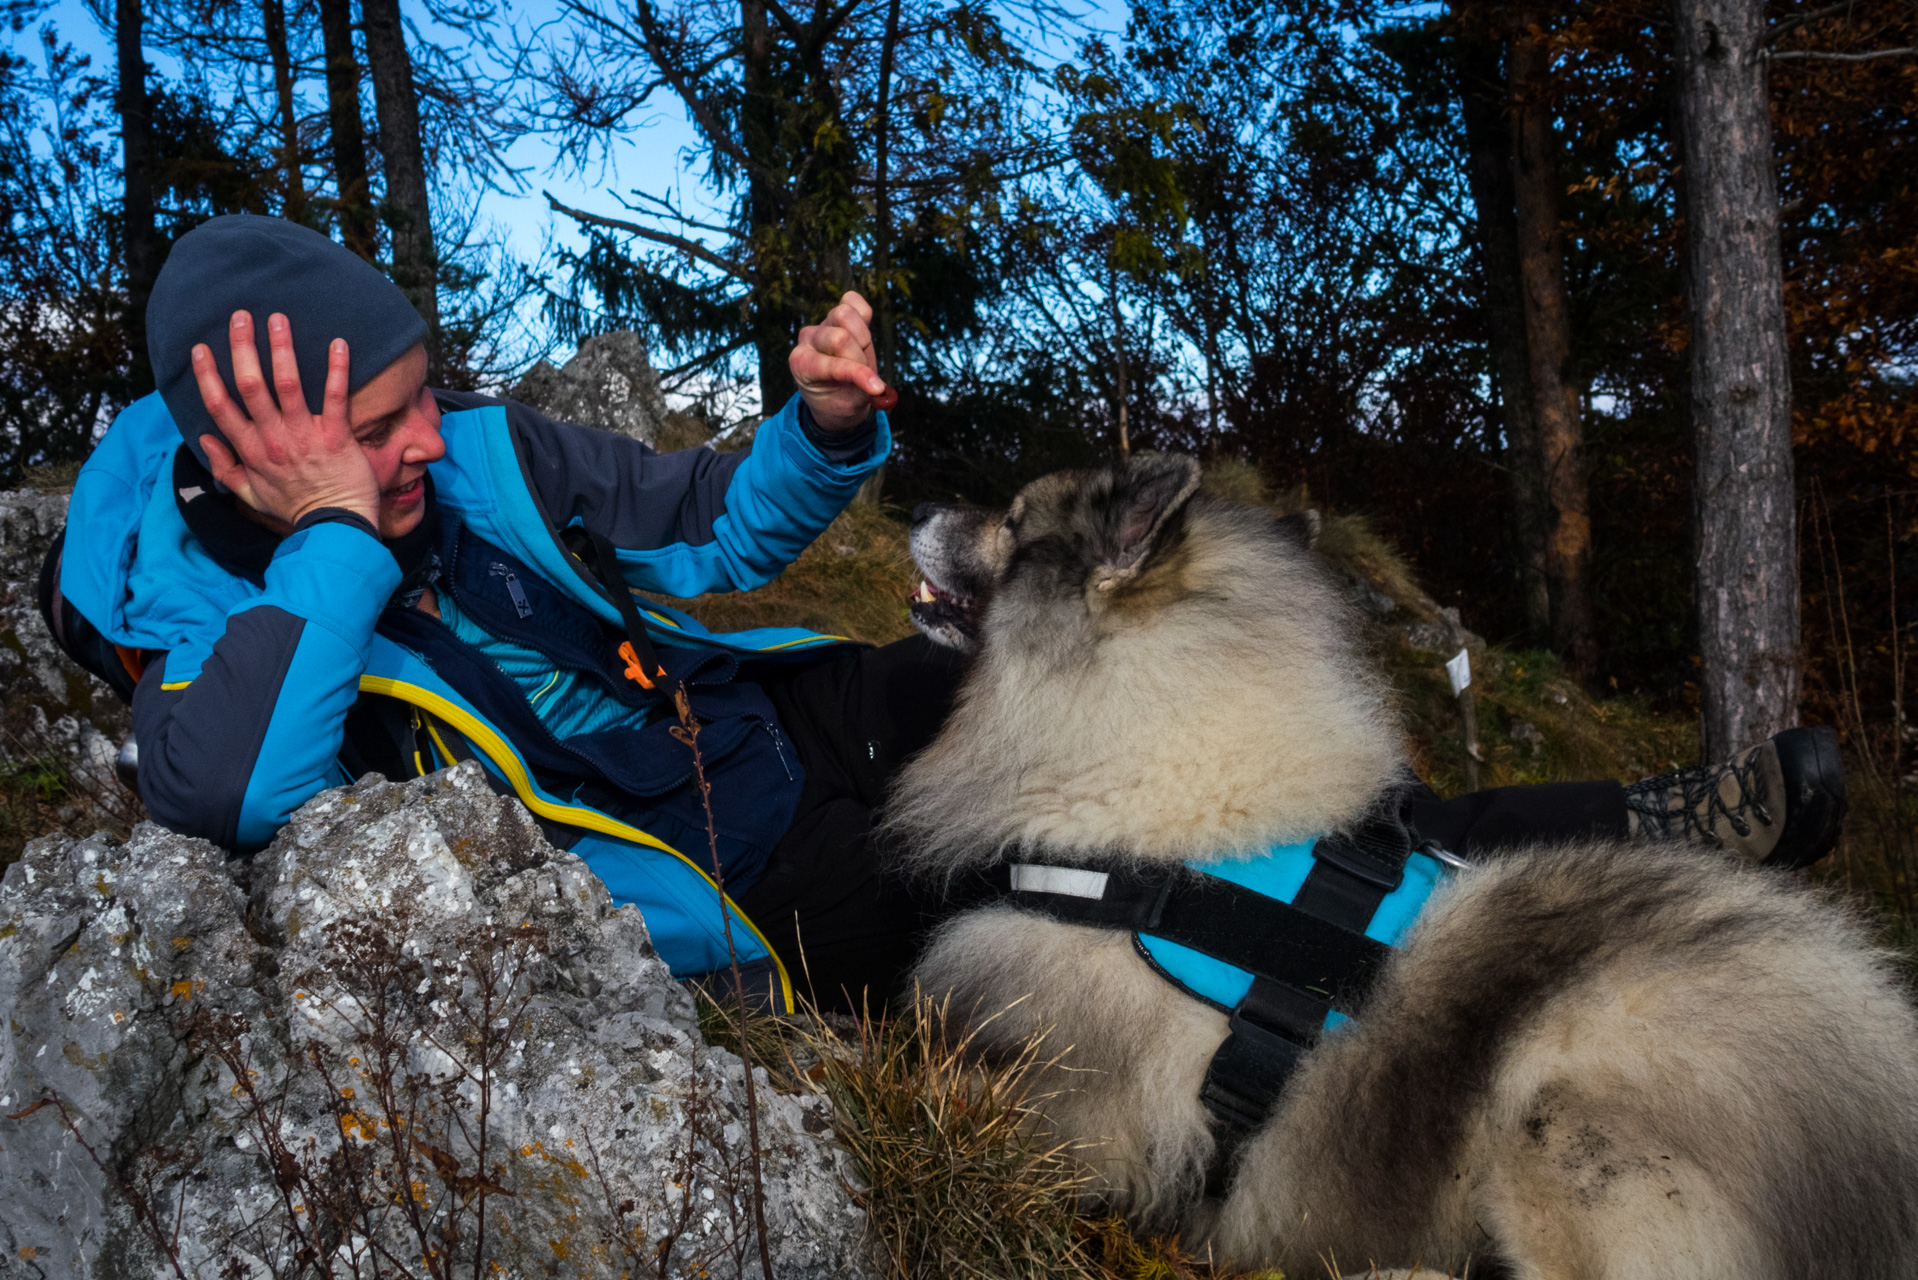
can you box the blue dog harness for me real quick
[1134,838,1449,1021]
[1004,783,1460,1185]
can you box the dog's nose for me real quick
[912,503,941,527]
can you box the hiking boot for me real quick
[1624,726,1848,869]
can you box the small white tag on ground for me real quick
[1446,647,1472,697]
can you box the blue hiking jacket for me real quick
[61,389,891,1009]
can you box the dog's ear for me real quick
[1107,453,1203,573]
[1274,508,1321,550]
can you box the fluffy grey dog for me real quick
[886,453,1918,1279]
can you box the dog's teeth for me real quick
[917,581,937,604]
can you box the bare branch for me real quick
[1763,0,1858,45]
[545,191,753,282]
[615,187,740,237]
[1769,45,1917,60]
[565,0,774,183]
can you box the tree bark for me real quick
[1508,11,1597,676]
[1109,260,1130,458]
[850,0,904,505]
[117,0,156,394]
[872,0,902,378]
[263,0,306,224]
[361,0,441,380]
[740,0,794,412]
[1454,23,1551,641]
[318,0,375,260]
[1673,0,1799,756]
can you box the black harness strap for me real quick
[1005,781,1429,1197]
[1198,976,1327,1133]
[1293,811,1416,930]
[1008,864,1393,1014]
[585,530,678,702]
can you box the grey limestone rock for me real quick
[512,332,670,446]
[0,488,140,860]
[0,763,873,1278]
[0,488,128,750]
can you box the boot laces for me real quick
[1624,749,1773,846]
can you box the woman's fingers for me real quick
[320,338,351,430]
[191,343,259,454]
[225,311,282,429]
[199,434,258,506]
[837,290,874,325]
[817,310,878,364]
[266,313,309,423]
[200,433,239,483]
[800,352,887,398]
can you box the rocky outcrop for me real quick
[0,763,873,1279]
[0,488,138,857]
[512,332,671,446]
[0,488,124,744]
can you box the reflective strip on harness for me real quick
[1010,864,1110,899]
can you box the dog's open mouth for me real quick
[908,577,982,649]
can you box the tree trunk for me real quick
[1508,11,1597,677]
[361,0,441,380]
[872,0,902,378]
[740,0,794,412]
[1109,261,1130,458]
[1673,0,1799,757]
[852,0,904,505]
[117,0,156,394]
[1454,22,1551,641]
[319,0,375,260]
[263,0,306,224]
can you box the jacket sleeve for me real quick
[133,517,402,851]
[455,389,889,598]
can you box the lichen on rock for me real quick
[0,762,872,1278]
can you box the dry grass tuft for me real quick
[689,981,1279,1280]
[1078,1215,1285,1280]
[795,992,1101,1280]
[21,459,80,491]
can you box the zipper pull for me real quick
[489,562,533,619]
[765,723,796,781]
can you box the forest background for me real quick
[0,0,1911,897]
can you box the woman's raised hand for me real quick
[191,310,381,532]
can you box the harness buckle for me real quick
[1200,1004,1310,1132]
[1419,840,1472,871]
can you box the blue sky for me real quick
[34,0,1118,282]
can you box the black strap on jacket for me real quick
[1005,774,1429,1194]
[585,529,679,703]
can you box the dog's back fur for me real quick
[891,455,1918,1278]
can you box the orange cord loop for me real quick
[618,641,665,690]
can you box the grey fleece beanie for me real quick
[148,215,428,466]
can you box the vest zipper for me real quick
[488,561,534,619]
[765,723,795,781]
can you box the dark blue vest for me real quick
[376,519,804,892]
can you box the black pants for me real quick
[741,636,1629,1014]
